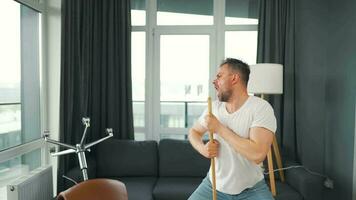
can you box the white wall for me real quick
[44,0,62,195]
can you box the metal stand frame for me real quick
[43,117,113,181]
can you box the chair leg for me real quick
[272,136,285,182]
[267,149,276,196]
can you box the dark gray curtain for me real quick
[257,0,297,160]
[58,0,133,193]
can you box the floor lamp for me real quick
[247,63,284,196]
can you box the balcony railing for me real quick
[133,101,207,129]
[0,102,21,151]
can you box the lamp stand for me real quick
[261,94,285,196]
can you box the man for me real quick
[188,58,276,200]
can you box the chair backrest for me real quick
[57,179,128,200]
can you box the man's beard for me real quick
[218,89,232,102]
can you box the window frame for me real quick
[0,0,46,173]
[131,0,258,141]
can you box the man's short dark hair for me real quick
[220,58,250,86]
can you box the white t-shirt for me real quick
[198,95,277,195]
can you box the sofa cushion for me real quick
[159,139,209,177]
[274,181,303,200]
[284,162,323,200]
[117,177,157,200]
[153,177,203,200]
[96,139,158,177]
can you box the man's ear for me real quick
[231,73,240,85]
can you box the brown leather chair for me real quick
[57,179,128,200]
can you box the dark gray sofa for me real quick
[65,139,323,200]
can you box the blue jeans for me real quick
[188,177,274,200]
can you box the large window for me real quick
[131,0,146,26]
[157,0,213,25]
[0,0,22,152]
[225,31,258,65]
[131,31,146,140]
[159,34,209,139]
[0,0,43,196]
[225,0,258,25]
[131,0,258,140]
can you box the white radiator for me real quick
[7,166,53,200]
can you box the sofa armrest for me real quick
[64,156,97,188]
[284,163,324,200]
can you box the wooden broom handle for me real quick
[208,97,217,200]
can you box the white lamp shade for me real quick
[247,63,283,94]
